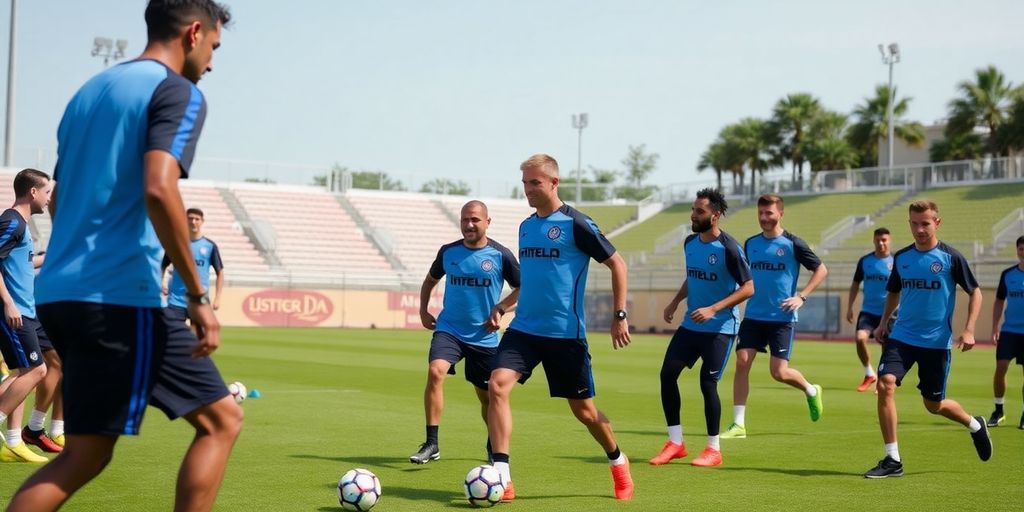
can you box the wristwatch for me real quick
[614,309,628,321]
[186,291,211,305]
[797,294,807,302]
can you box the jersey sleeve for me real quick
[428,246,446,280]
[852,255,866,283]
[996,268,1010,300]
[500,246,521,288]
[147,76,208,178]
[949,248,980,294]
[791,235,822,271]
[0,213,25,261]
[724,237,752,285]
[886,264,902,293]
[572,215,616,263]
[209,242,224,272]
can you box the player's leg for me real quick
[486,330,535,500]
[724,320,761,438]
[650,327,694,464]
[5,434,119,511]
[0,322,50,462]
[413,332,460,463]
[24,326,64,453]
[690,333,734,467]
[566,398,633,500]
[464,343,495,462]
[855,312,879,391]
[765,323,822,421]
[990,359,1010,426]
[916,347,991,462]
[866,339,909,477]
[175,397,244,512]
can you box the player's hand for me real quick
[874,324,888,344]
[955,330,976,352]
[420,310,436,330]
[992,331,1000,345]
[781,296,804,312]
[4,302,21,330]
[187,302,220,358]
[483,307,503,332]
[663,301,679,323]
[161,286,169,296]
[846,309,854,323]
[690,306,716,324]
[611,319,631,349]
[213,298,221,311]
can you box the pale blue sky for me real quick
[2,0,1023,195]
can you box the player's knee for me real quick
[571,405,600,425]
[427,365,448,383]
[659,363,682,383]
[699,376,718,396]
[27,363,47,381]
[487,377,512,400]
[877,375,897,394]
[769,367,786,381]
[922,398,942,414]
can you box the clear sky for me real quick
[1,0,1022,196]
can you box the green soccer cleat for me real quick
[720,423,746,439]
[807,384,823,422]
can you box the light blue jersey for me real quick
[743,231,822,323]
[0,209,36,317]
[681,231,751,334]
[996,265,1024,335]
[38,59,207,308]
[430,239,520,347]
[163,237,223,308]
[887,242,979,349]
[510,204,615,340]
[853,253,894,315]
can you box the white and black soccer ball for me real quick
[338,468,381,511]
[464,464,505,508]
[227,381,247,403]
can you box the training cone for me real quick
[248,389,262,398]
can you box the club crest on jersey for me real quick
[547,226,561,240]
[480,259,494,272]
[776,248,786,257]
[708,254,718,265]
[930,262,943,274]
[29,351,38,362]
[887,262,893,271]
[200,247,209,255]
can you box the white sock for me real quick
[884,442,900,462]
[6,428,21,447]
[50,420,64,437]
[28,410,47,431]
[707,435,720,450]
[733,405,746,426]
[968,417,982,433]
[805,384,818,397]
[494,461,511,483]
[609,453,627,466]
[865,365,876,377]
[994,397,1005,405]
[667,425,683,445]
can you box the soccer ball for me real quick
[227,381,247,403]
[338,468,381,511]
[464,465,505,507]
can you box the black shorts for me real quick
[663,327,735,382]
[0,316,48,370]
[856,312,883,337]
[878,338,950,401]
[493,329,595,399]
[428,331,496,390]
[166,304,189,323]
[737,319,795,360]
[996,331,1024,364]
[39,302,229,436]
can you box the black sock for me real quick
[994,403,1004,414]
[426,425,439,444]
[492,452,510,464]
[606,446,621,461]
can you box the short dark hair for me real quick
[695,187,728,215]
[13,168,50,197]
[186,207,205,218]
[145,0,231,42]
[757,193,784,211]
[873,227,890,237]
[1017,235,1024,248]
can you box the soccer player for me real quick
[6,2,242,510]
[162,207,225,319]
[720,194,827,439]
[409,200,520,465]
[487,154,634,501]
[651,188,753,467]
[0,169,54,463]
[846,227,893,392]
[988,235,1024,429]
[865,200,990,478]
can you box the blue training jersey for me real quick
[430,239,520,347]
[162,237,223,308]
[0,209,37,317]
[743,231,822,322]
[681,231,752,334]
[37,59,207,308]
[887,242,979,349]
[853,252,894,315]
[996,264,1024,335]
[511,204,615,340]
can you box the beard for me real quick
[692,218,712,233]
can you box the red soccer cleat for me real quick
[21,427,63,453]
[610,456,634,500]
[857,375,878,392]
[648,441,688,465]
[500,480,515,502]
[690,447,722,467]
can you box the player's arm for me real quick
[874,292,899,342]
[956,287,983,352]
[213,268,225,311]
[604,251,631,349]
[846,275,861,324]
[31,252,45,269]
[160,254,172,296]
[419,273,441,330]
[782,239,827,312]
[144,150,219,357]
[991,297,1005,345]
[485,287,520,332]
[210,244,225,310]
[693,280,754,324]
[663,280,688,323]
[0,272,20,329]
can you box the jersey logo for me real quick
[480,259,494,272]
[886,262,893,271]
[776,248,786,257]
[29,351,38,362]
[930,262,943,274]
[708,254,718,265]
[199,247,209,256]
[547,226,561,240]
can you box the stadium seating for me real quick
[347,192,458,274]
[439,197,534,256]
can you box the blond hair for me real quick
[520,153,559,178]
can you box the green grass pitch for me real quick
[2,327,1021,510]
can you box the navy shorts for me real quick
[38,302,229,436]
[737,319,795,360]
[494,329,595,399]
[878,338,950,401]
[663,327,735,382]
[856,312,882,337]
[0,316,48,370]
[166,304,189,323]
[996,331,1024,364]
[428,331,496,390]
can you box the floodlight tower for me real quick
[4,0,17,166]
[92,37,128,67]
[572,113,588,204]
[878,42,900,172]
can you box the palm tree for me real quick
[805,111,859,172]
[999,93,1024,152]
[946,65,1017,156]
[730,118,779,198]
[697,142,727,192]
[847,84,926,167]
[770,93,822,186]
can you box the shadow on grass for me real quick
[717,466,866,477]
[293,454,485,471]
[615,429,668,438]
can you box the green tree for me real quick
[847,84,926,167]
[311,175,328,187]
[999,93,1024,152]
[621,144,659,188]
[770,93,822,185]
[947,65,1018,156]
[804,111,859,172]
[929,132,985,162]
[419,178,471,195]
[350,170,405,191]
[729,118,779,197]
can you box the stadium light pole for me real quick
[4,0,17,167]
[92,36,128,67]
[879,42,900,173]
[572,113,588,204]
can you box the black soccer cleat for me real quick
[987,409,1005,427]
[864,456,904,479]
[1019,412,1024,430]
[409,442,440,464]
[970,416,992,461]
